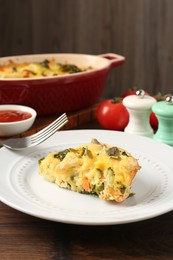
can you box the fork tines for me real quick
[30,113,68,144]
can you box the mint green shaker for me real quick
[152,95,173,146]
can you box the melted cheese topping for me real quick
[0,59,92,78]
[39,139,141,202]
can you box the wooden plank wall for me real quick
[0,0,173,98]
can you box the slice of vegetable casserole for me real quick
[39,139,141,202]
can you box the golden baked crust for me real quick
[39,139,141,202]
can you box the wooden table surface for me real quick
[0,112,173,260]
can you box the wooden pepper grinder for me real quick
[152,95,173,146]
[123,89,156,137]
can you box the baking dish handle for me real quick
[99,53,126,68]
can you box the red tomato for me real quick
[122,88,150,98]
[150,112,158,129]
[121,89,137,98]
[97,98,129,130]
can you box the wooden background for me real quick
[0,0,173,99]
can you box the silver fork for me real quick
[0,113,68,150]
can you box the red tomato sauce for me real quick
[0,110,32,122]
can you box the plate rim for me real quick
[0,129,173,225]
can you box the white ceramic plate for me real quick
[0,129,173,225]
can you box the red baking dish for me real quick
[0,53,125,115]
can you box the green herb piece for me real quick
[81,147,93,158]
[91,138,100,144]
[59,63,82,73]
[107,147,120,158]
[128,192,135,197]
[12,67,17,72]
[107,167,115,175]
[95,183,104,193]
[95,168,103,180]
[120,185,126,194]
[38,157,45,164]
[54,149,70,161]
[106,167,115,184]
[39,59,50,69]
[121,151,129,156]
